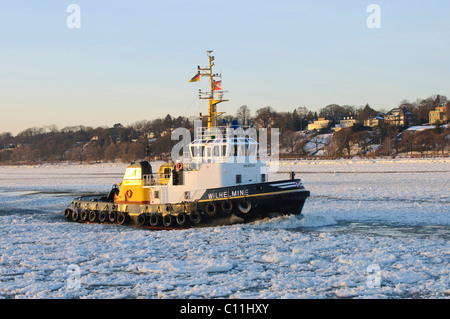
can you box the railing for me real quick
[195,125,255,140]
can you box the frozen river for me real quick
[0,158,449,299]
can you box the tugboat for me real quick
[63,51,310,229]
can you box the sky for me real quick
[0,0,449,135]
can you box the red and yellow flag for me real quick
[213,80,222,90]
[189,72,200,82]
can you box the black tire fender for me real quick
[221,200,233,213]
[71,209,80,221]
[89,210,97,222]
[108,210,116,223]
[176,212,187,226]
[162,214,173,227]
[80,209,89,221]
[238,199,252,214]
[189,211,202,224]
[205,202,217,216]
[137,213,146,226]
[117,212,128,225]
[98,210,107,223]
[149,213,160,227]
[64,208,72,219]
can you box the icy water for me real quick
[0,159,449,299]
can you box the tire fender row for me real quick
[64,197,252,228]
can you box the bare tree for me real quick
[357,103,378,123]
[281,130,298,154]
[352,130,371,155]
[236,105,251,125]
[319,104,355,122]
[254,106,277,128]
[294,138,308,156]
[326,128,352,157]
[400,131,415,155]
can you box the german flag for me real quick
[189,72,200,82]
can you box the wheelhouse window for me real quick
[189,134,257,163]
[248,144,256,156]
[213,145,220,157]
[163,167,171,179]
[123,167,141,180]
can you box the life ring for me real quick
[162,214,173,227]
[205,202,217,216]
[176,162,183,171]
[176,213,187,226]
[137,213,146,226]
[189,211,202,224]
[238,199,252,214]
[221,200,233,213]
[149,213,160,227]
[89,210,97,222]
[117,212,128,225]
[125,189,133,199]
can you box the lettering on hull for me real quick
[207,189,249,200]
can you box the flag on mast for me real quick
[189,72,200,82]
[213,80,222,90]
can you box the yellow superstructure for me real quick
[115,162,151,204]
[114,161,175,204]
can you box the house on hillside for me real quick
[333,116,358,131]
[429,103,449,124]
[384,106,415,127]
[307,117,330,131]
[364,116,384,128]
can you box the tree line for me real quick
[0,115,192,164]
[0,94,448,164]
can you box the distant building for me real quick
[364,116,384,128]
[429,103,448,124]
[307,118,330,131]
[334,116,358,131]
[385,106,415,127]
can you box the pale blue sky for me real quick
[1,0,449,134]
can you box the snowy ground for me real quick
[0,158,449,299]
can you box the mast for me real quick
[195,50,228,128]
